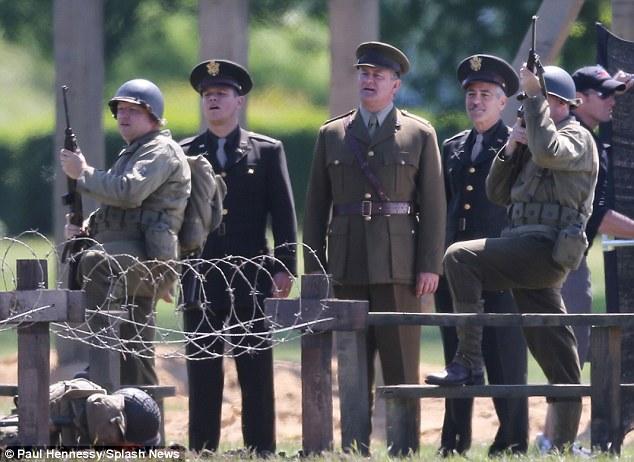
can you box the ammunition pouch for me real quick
[552,224,588,270]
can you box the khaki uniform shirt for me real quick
[78,129,191,234]
[303,107,446,285]
[486,94,598,222]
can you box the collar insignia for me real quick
[206,61,220,76]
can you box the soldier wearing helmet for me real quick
[0,379,162,447]
[427,64,598,453]
[433,54,528,457]
[59,79,191,386]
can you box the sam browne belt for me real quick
[333,201,413,217]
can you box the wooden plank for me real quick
[0,289,85,323]
[378,384,592,399]
[265,298,368,331]
[16,260,50,446]
[386,396,419,456]
[335,331,369,454]
[591,326,623,452]
[301,332,333,454]
[368,312,634,327]
[0,385,18,396]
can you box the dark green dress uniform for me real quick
[437,120,528,455]
[303,104,446,445]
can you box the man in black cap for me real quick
[303,41,445,453]
[433,54,528,457]
[535,64,633,452]
[180,59,297,454]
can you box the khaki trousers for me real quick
[79,237,162,385]
[443,233,581,395]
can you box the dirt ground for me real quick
[0,350,603,450]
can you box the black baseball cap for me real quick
[572,65,625,95]
[457,54,519,97]
[189,59,253,95]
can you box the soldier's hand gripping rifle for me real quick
[60,85,88,289]
[517,16,548,123]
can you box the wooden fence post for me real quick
[16,259,50,445]
[300,275,334,454]
[591,325,622,452]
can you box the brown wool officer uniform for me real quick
[303,42,446,445]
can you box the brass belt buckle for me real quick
[361,200,372,220]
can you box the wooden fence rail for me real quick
[265,274,629,456]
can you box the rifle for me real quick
[60,85,87,289]
[517,16,548,122]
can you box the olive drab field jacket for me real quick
[303,107,446,285]
[78,129,191,236]
[486,94,598,225]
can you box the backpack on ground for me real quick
[179,154,227,257]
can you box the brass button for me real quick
[222,208,228,215]
[334,159,340,165]
[364,193,372,199]
[364,216,372,221]
[400,160,406,165]
[464,204,471,210]
[468,167,476,173]
[247,168,255,174]
[221,172,227,178]
[466,185,474,191]
[368,150,375,157]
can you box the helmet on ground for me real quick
[113,387,161,446]
[108,79,164,122]
[543,66,581,107]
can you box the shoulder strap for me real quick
[343,115,390,201]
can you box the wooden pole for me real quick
[198,0,249,127]
[53,0,105,245]
[300,275,334,454]
[328,0,379,116]
[16,259,50,446]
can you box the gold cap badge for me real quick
[469,56,482,72]
[206,61,220,76]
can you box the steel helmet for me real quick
[113,387,161,446]
[543,66,581,107]
[108,79,164,121]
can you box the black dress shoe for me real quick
[425,361,484,386]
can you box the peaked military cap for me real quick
[457,54,519,97]
[355,41,410,76]
[189,59,253,95]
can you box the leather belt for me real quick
[333,201,413,217]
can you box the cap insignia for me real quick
[470,56,482,71]
[206,61,220,76]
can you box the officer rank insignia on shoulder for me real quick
[248,132,279,144]
[444,129,470,144]
[323,109,356,126]
[400,109,432,127]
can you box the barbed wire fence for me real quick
[0,231,332,363]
